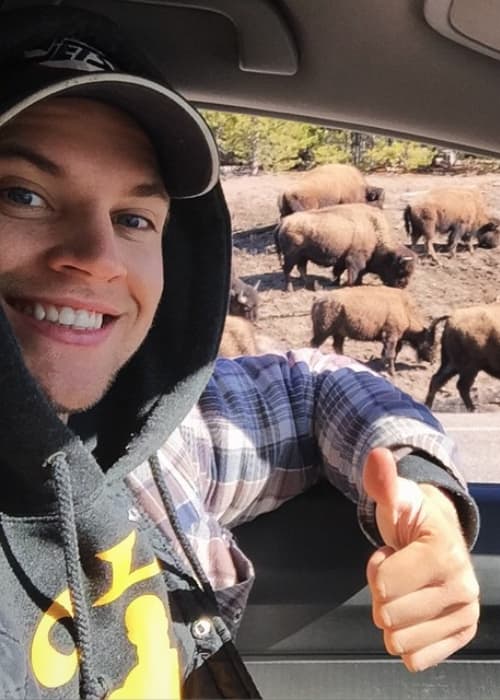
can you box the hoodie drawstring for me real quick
[148,454,263,699]
[46,452,105,700]
[148,454,216,601]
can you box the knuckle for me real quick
[369,568,387,600]
[462,599,481,628]
[384,630,404,657]
[440,557,479,602]
[454,621,478,649]
[403,653,428,673]
[450,571,480,606]
[373,602,391,630]
[448,541,471,570]
[452,602,479,630]
[467,603,480,627]
[462,575,481,603]
[472,599,481,623]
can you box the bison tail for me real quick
[274,224,283,266]
[427,314,450,347]
[403,205,412,237]
[429,314,450,330]
[278,193,294,218]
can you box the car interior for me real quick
[1,1,499,698]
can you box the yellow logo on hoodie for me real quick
[31,530,181,699]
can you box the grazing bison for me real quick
[425,303,500,411]
[229,274,260,321]
[403,186,499,262]
[275,203,415,291]
[310,286,437,375]
[277,163,384,217]
[219,315,258,358]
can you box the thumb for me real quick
[363,447,425,549]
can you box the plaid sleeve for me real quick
[173,348,472,536]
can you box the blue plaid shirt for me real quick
[125,349,470,633]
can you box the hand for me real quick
[363,447,480,671]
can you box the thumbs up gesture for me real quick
[363,447,480,671]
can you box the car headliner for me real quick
[3,0,499,157]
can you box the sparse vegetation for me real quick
[203,111,442,172]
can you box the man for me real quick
[0,5,479,699]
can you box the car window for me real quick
[207,110,500,486]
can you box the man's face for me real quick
[0,97,169,413]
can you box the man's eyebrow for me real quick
[0,143,62,176]
[0,142,169,202]
[129,182,170,203]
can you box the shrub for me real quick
[201,111,449,174]
[363,139,435,171]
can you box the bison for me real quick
[425,303,500,411]
[310,286,438,375]
[229,274,260,321]
[403,186,499,262]
[277,163,384,217]
[275,203,415,291]
[219,315,258,358]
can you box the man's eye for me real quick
[116,213,152,230]
[1,187,45,207]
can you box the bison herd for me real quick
[221,163,500,411]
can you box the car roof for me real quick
[4,0,500,157]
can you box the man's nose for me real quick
[46,211,127,282]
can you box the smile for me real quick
[9,299,110,331]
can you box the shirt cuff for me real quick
[359,452,480,550]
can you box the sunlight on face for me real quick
[0,97,169,412]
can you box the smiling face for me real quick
[0,97,169,413]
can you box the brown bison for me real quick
[310,286,438,375]
[278,163,384,217]
[218,316,284,358]
[275,203,415,291]
[425,303,500,411]
[403,186,499,262]
[219,315,258,358]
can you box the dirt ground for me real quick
[221,170,500,413]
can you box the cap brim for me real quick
[0,72,219,199]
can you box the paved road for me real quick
[436,412,500,483]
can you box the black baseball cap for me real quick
[0,5,219,199]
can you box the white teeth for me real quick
[34,303,46,321]
[19,301,107,330]
[46,305,59,322]
[74,309,90,328]
[59,307,76,326]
